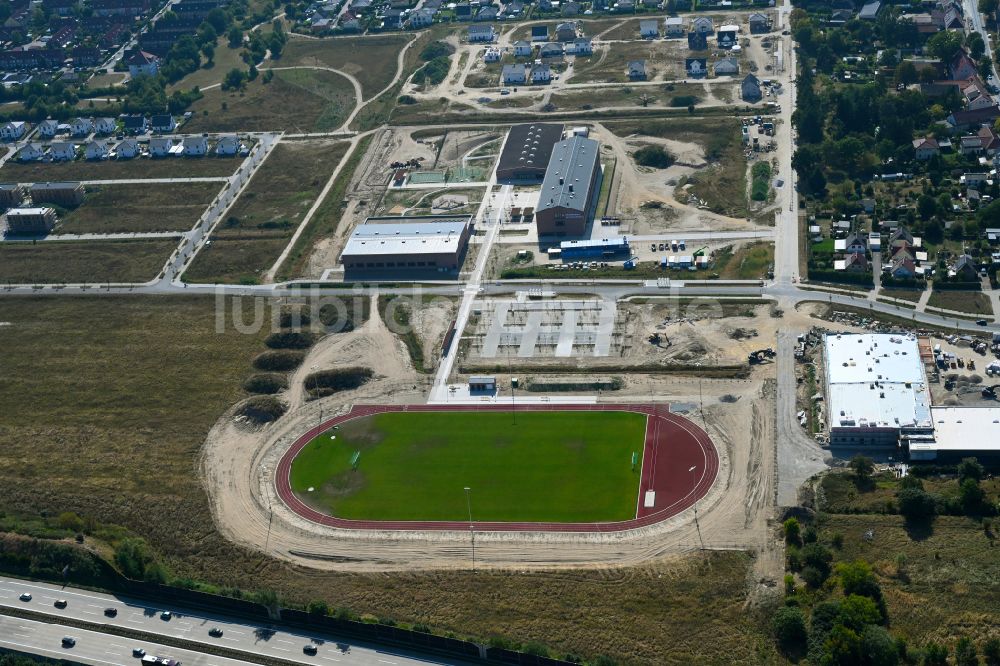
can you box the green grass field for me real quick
[290,410,647,522]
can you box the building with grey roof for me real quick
[535,135,601,237]
[496,123,564,181]
[340,215,473,278]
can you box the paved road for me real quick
[0,577,468,666]
[964,0,1000,83]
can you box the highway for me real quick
[0,577,469,666]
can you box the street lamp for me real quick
[464,486,475,571]
[689,465,705,551]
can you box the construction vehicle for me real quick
[982,385,1000,399]
[692,246,708,258]
[748,348,777,364]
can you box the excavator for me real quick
[983,385,1000,400]
[748,348,777,364]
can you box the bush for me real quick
[253,349,306,371]
[264,330,318,349]
[237,395,288,423]
[242,373,289,395]
[772,606,808,652]
[412,56,450,86]
[633,145,675,169]
[278,306,311,328]
[670,94,699,107]
[398,95,418,105]
[304,367,373,398]
[419,40,454,61]
[783,517,802,546]
[896,487,936,522]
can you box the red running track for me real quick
[274,403,719,533]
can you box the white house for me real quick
[17,143,45,162]
[502,63,529,85]
[149,137,173,157]
[37,119,60,138]
[664,16,684,37]
[484,46,502,62]
[150,115,176,133]
[468,25,496,42]
[182,136,209,156]
[70,117,94,137]
[639,18,659,38]
[94,117,116,135]
[116,138,140,159]
[127,50,160,78]
[215,135,240,156]
[686,58,707,78]
[1,121,27,140]
[568,37,592,55]
[49,142,77,161]
[531,63,552,83]
[912,137,940,160]
[691,16,714,34]
[84,140,109,160]
[714,57,739,76]
[513,40,532,57]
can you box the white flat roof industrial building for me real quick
[907,407,1000,460]
[340,215,473,277]
[824,333,931,445]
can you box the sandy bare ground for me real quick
[200,301,779,574]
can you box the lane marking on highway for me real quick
[378,660,397,664]
[12,633,32,639]
[0,639,120,666]
[272,646,291,652]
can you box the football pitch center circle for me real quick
[275,404,719,533]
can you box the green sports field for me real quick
[289,410,647,523]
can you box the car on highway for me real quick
[160,610,172,620]
[208,627,224,637]
[61,636,76,648]
[976,319,988,326]
[133,647,146,657]
[54,599,67,608]
[105,607,118,617]
[18,592,31,602]
[303,644,318,655]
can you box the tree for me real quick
[772,606,808,653]
[983,637,1000,666]
[923,642,949,666]
[895,61,918,85]
[918,194,938,220]
[956,637,979,666]
[958,457,985,482]
[222,67,247,91]
[959,478,986,514]
[967,31,987,61]
[825,625,862,665]
[307,600,330,615]
[837,594,882,631]
[981,0,999,14]
[784,517,802,545]
[860,626,899,666]
[926,31,964,62]
[228,26,243,48]
[849,455,875,485]
[896,487,937,522]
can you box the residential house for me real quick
[531,26,548,42]
[49,142,77,161]
[569,37,592,56]
[182,136,208,156]
[859,0,882,20]
[947,105,1000,130]
[531,63,552,83]
[960,134,986,155]
[115,138,140,159]
[0,121,27,141]
[861,198,876,214]
[513,40,533,57]
[888,253,917,279]
[962,172,989,188]
[484,46,501,62]
[339,10,362,30]
[664,17,684,38]
[123,115,148,134]
[688,31,708,50]
[952,254,979,280]
[741,73,762,102]
[713,57,739,76]
[640,19,659,38]
[476,6,499,21]
[555,22,577,41]
[380,9,404,30]
[37,120,60,139]
[976,125,1000,154]
[838,232,868,255]
[454,3,472,19]
[31,182,85,206]
[962,78,994,110]
[71,46,101,67]
[17,143,44,162]
[94,117,116,135]
[84,140,109,160]
[0,183,26,208]
[149,137,173,157]
[561,1,581,16]
[150,114,176,133]
[889,225,915,249]
[748,12,769,33]
[912,136,940,160]
[628,60,647,80]
[70,117,94,137]
[840,252,869,272]
[950,50,978,81]
[685,58,707,78]
[502,63,529,85]
[691,17,713,34]
[613,0,634,12]
[539,42,564,58]
[407,8,435,27]
[468,24,496,42]
[717,24,739,49]
[215,135,240,156]
[4,207,58,235]
[502,1,525,18]
[127,50,160,78]
[310,17,334,33]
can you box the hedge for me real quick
[253,350,307,371]
[242,373,290,395]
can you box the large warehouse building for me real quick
[824,333,932,447]
[339,215,473,278]
[495,123,564,182]
[535,135,601,237]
